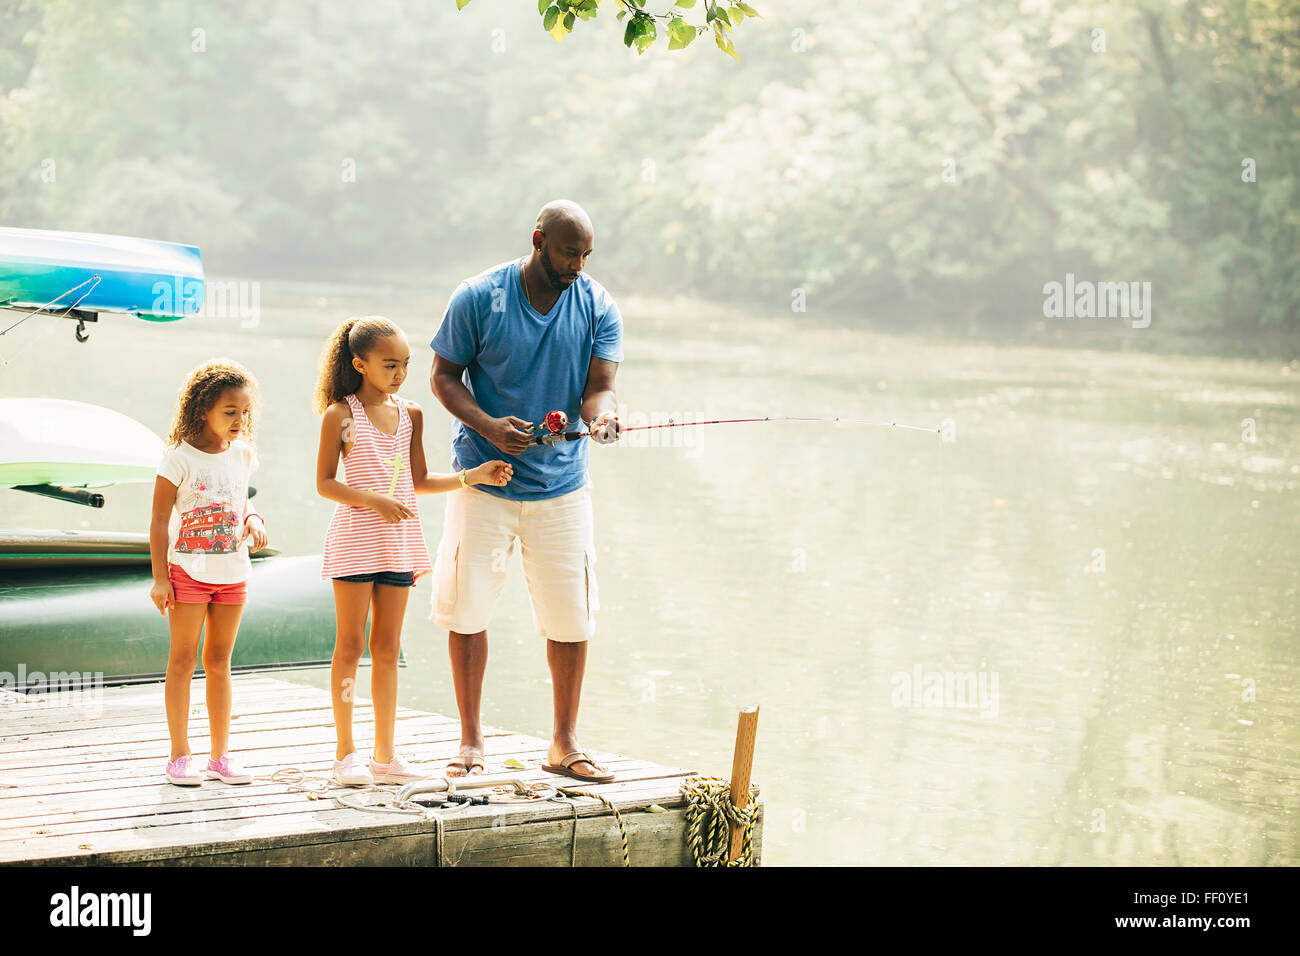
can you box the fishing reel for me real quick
[529,410,585,446]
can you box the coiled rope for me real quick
[681,775,760,867]
[268,767,332,796]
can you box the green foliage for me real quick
[462,0,759,57]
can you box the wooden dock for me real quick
[0,675,762,866]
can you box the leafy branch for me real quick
[456,0,761,60]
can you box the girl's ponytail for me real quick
[314,315,403,414]
[313,318,360,414]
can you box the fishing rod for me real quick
[529,410,941,445]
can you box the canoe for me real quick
[0,226,203,321]
[0,549,344,688]
[0,398,163,489]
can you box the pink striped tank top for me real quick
[320,393,432,580]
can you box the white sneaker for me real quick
[369,753,426,784]
[333,751,374,787]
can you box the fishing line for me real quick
[622,416,941,434]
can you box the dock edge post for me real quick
[727,704,759,863]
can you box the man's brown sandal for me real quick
[541,750,615,784]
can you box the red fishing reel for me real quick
[530,409,585,446]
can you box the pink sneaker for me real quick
[369,753,426,784]
[206,753,253,784]
[165,755,203,786]
[333,752,373,787]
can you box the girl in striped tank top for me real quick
[314,316,512,787]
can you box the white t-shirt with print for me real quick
[156,440,259,584]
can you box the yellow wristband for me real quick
[458,469,469,488]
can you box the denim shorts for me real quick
[333,570,416,588]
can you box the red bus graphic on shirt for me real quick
[177,502,241,553]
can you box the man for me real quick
[429,199,623,782]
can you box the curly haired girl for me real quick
[149,359,268,786]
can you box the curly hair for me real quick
[313,315,404,414]
[166,359,260,449]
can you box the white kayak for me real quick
[0,397,163,487]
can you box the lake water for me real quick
[4,282,1297,865]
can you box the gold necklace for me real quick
[521,256,557,314]
[520,256,533,310]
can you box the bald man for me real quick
[429,200,623,783]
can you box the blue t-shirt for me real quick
[430,258,624,501]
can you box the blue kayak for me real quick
[0,226,204,321]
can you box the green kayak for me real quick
[0,532,346,688]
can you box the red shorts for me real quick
[168,563,247,605]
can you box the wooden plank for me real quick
[446,807,694,866]
[133,831,441,867]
